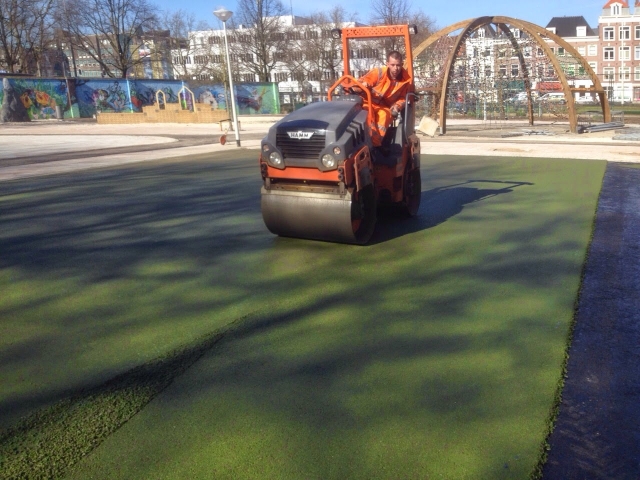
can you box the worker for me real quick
[345,50,412,147]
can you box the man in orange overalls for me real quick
[347,51,412,147]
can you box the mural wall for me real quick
[0,77,281,120]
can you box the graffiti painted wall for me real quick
[0,77,79,119]
[193,83,281,115]
[1,76,281,119]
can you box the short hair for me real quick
[387,50,403,62]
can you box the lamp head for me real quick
[213,8,233,22]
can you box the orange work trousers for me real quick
[365,103,392,147]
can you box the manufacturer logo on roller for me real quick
[287,131,314,140]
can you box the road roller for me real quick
[259,24,422,244]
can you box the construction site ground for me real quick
[0,116,638,478]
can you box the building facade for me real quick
[174,16,379,105]
[545,1,640,102]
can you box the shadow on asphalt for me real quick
[370,179,534,244]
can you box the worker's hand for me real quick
[390,105,400,118]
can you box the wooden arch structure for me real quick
[412,16,611,134]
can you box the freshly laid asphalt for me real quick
[1,116,639,478]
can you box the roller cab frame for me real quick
[259,24,421,244]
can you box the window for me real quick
[636,25,640,39]
[635,45,640,60]
[620,46,630,61]
[604,47,615,60]
[557,47,565,56]
[484,66,492,77]
[604,67,614,81]
[289,51,303,61]
[578,46,586,55]
[603,27,614,40]
[537,47,544,56]
[499,65,507,77]
[612,4,620,15]
[211,55,222,63]
[550,47,555,54]
[237,34,251,43]
[620,26,630,40]
[589,62,597,74]
[208,36,221,45]
[511,64,519,77]
[577,26,586,36]
[241,74,254,82]
[240,53,253,62]
[635,67,640,81]
[304,30,318,40]
[588,45,597,56]
[619,67,630,81]
[273,71,288,82]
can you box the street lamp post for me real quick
[213,7,241,146]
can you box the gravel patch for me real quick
[543,163,640,479]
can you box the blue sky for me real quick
[158,0,607,31]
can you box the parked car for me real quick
[538,93,566,104]
[575,95,599,105]
[506,92,539,104]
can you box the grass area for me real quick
[0,154,606,479]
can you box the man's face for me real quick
[387,56,403,80]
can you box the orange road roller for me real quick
[259,24,422,244]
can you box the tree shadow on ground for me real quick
[370,179,534,244]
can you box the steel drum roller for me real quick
[261,187,375,244]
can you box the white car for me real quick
[575,95,599,104]
[538,93,566,103]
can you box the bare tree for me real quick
[57,0,159,78]
[369,0,436,53]
[370,0,411,26]
[0,0,54,74]
[161,10,218,80]
[305,7,356,80]
[230,0,288,82]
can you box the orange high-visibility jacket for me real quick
[358,66,412,113]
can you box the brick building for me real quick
[547,0,640,102]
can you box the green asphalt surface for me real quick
[0,152,605,479]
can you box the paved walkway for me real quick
[0,117,638,181]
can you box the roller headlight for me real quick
[269,151,283,166]
[321,154,337,169]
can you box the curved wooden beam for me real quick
[438,17,493,134]
[495,23,534,126]
[502,17,610,125]
[412,16,611,134]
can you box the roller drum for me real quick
[261,187,376,244]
